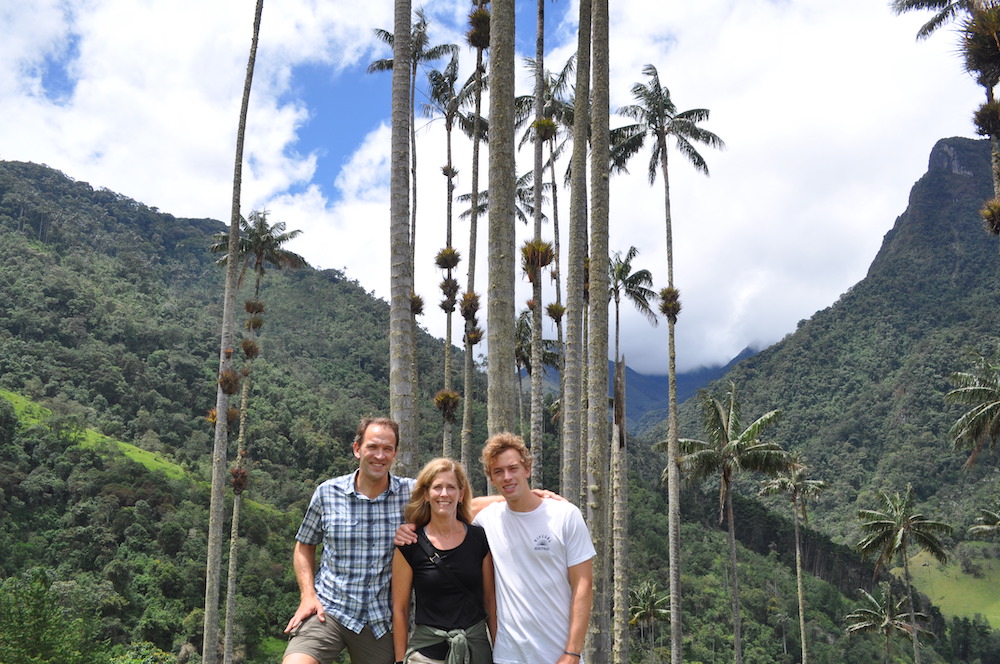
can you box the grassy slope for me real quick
[895,548,1000,627]
[0,388,284,516]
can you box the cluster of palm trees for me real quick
[372,1,729,661]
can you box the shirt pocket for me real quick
[325,515,361,549]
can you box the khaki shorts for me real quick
[283,615,393,664]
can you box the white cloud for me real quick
[0,0,986,375]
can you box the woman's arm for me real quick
[391,549,413,662]
[482,552,497,645]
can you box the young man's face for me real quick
[353,423,398,485]
[487,448,531,502]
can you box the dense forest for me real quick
[4,136,1000,663]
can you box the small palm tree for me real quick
[970,498,1000,537]
[211,210,307,297]
[608,246,657,367]
[857,484,952,664]
[759,456,826,664]
[663,380,788,664]
[946,349,1000,467]
[845,582,930,664]
[630,580,670,664]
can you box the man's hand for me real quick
[283,596,325,634]
[533,488,567,502]
[394,522,417,546]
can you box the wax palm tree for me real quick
[370,7,457,271]
[460,0,490,470]
[522,0,548,492]
[970,498,1000,536]
[945,349,1000,468]
[759,456,826,664]
[588,0,612,657]
[857,484,952,664]
[204,2,263,661]
[630,580,670,664]
[561,0,591,516]
[845,582,930,664]
[210,210,305,663]
[513,308,560,437]
[607,247,657,663]
[486,0,517,434]
[617,65,724,664]
[388,0,418,475]
[666,380,788,664]
[423,53,480,456]
[891,1,1000,225]
[515,55,576,462]
[608,247,657,366]
[210,211,307,296]
[889,0,987,40]
[963,5,1000,222]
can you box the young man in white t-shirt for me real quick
[473,432,595,664]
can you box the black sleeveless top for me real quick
[397,523,490,659]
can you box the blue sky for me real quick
[0,0,985,374]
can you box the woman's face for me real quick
[427,469,461,520]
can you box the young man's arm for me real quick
[284,541,325,633]
[394,490,568,546]
[556,558,593,664]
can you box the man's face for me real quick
[487,448,531,502]
[353,423,398,485]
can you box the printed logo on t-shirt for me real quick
[533,534,552,551]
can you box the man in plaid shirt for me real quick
[282,417,414,664]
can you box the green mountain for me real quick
[4,142,1000,663]
[644,136,1000,545]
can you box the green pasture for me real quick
[896,548,1000,627]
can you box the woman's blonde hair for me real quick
[404,457,474,527]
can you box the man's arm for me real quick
[284,541,324,633]
[556,558,593,664]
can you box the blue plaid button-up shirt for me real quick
[295,470,415,637]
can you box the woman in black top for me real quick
[392,458,496,664]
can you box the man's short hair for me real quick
[481,431,533,477]
[354,417,400,449]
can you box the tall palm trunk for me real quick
[659,136,684,664]
[612,360,628,664]
[548,141,566,451]
[792,498,808,664]
[561,0,591,501]
[390,0,417,474]
[902,543,922,664]
[529,0,546,488]
[725,489,744,664]
[442,116,456,457]
[223,293,257,664]
[487,0,517,434]
[461,20,486,469]
[586,0,610,656]
[204,2,262,661]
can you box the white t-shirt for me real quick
[474,499,596,664]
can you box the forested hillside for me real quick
[639,137,1000,543]
[4,150,1000,663]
